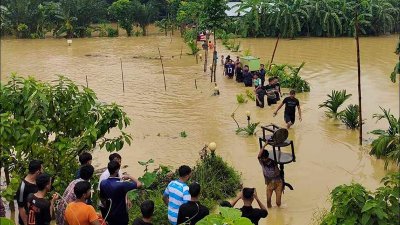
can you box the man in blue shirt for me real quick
[100,161,142,225]
[163,165,192,225]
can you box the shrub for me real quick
[245,90,255,101]
[319,172,400,225]
[340,104,360,129]
[268,63,310,93]
[198,207,253,225]
[370,107,400,168]
[319,90,352,119]
[191,152,242,202]
[107,27,119,37]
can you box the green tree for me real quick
[370,0,399,35]
[108,0,136,36]
[134,1,158,36]
[0,75,132,199]
[311,0,342,37]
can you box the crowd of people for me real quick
[221,55,302,129]
[8,139,289,225]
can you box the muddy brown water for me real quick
[1,34,399,225]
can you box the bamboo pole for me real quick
[355,4,363,145]
[269,34,280,70]
[180,45,183,59]
[213,28,217,82]
[158,47,167,91]
[195,79,197,89]
[85,75,88,88]
[120,58,125,92]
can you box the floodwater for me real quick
[1,33,399,225]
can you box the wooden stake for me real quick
[85,75,88,88]
[195,79,197,89]
[269,34,280,70]
[180,46,183,59]
[355,2,362,145]
[120,58,125,92]
[158,47,167,91]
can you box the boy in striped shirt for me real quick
[163,165,192,225]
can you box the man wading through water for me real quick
[273,90,302,128]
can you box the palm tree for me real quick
[370,107,400,168]
[319,90,352,119]
[268,0,310,39]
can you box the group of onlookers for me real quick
[8,144,287,225]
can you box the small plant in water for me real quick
[319,90,352,119]
[370,107,400,168]
[187,40,200,55]
[245,89,256,101]
[180,131,188,138]
[236,122,260,135]
[340,104,360,129]
[243,49,251,56]
[236,93,247,104]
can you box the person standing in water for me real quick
[258,145,283,208]
[273,90,302,128]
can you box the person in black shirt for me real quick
[264,77,277,106]
[235,63,243,82]
[15,160,43,225]
[259,64,266,86]
[273,77,282,101]
[230,188,268,225]
[76,152,92,179]
[256,86,266,108]
[133,200,154,225]
[27,173,58,225]
[177,183,209,225]
[243,66,253,87]
[273,90,302,128]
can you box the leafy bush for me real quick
[236,122,260,136]
[180,131,188,138]
[107,27,119,37]
[319,172,400,225]
[340,104,360,129]
[268,63,310,93]
[319,90,352,119]
[191,152,242,202]
[183,28,197,43]
[370,107,400,168]
[198,207,253,225]
[231,42,241,52]
[243,49,251,56]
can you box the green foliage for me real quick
[236,93,247,104]
[319,172,400,225]
[242,49,251,56]
[180,131,188,138]
[191,152,242,202]
[197,207,253,225]
[0,75,132,200]
[268,63,310,93]
[108,0,136,36]
[390,40,399,83]
[187,40,200,55]
[319,90,352,119]
[340,104,361,129]
[200,0,228,32]
[236,122,260,136]
[107,27,119,37]
[245,90,255,101]
[370,107,400,168]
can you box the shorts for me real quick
[284,113,295,124]
[275,92,280,101]
[266,179,283,192]
[256,97,265,108]
[267,98,277,106]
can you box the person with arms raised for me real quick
[230,188,268,225]
[177,182,209,225]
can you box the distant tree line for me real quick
[0,0,398,39]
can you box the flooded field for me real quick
[1,34,398,225]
